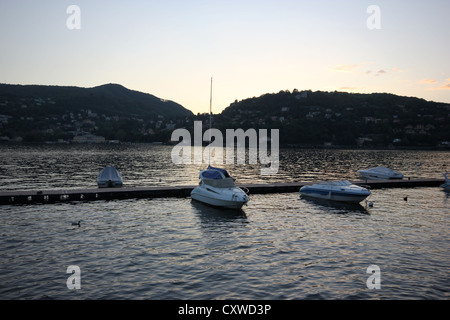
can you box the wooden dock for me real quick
[0,178,444,205]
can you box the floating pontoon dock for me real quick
[0,178,445,205]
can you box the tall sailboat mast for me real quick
[208,77,213,165]
[209,76,212,131]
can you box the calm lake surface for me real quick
[0,144,449,299]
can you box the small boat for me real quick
[441,172,450,191]
[190,79,249,209]
[191,166,249,209]
[97,166,123,188]
[358,166,403,180]
[300,180,371,203]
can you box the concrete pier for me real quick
[0,178,444,205]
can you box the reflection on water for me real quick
[0,144,448,191]
[0,144,449,300]
[299,196,370,215]
[191,199,247,220]
[0,186,448,299]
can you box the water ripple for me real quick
[0,146,449,299]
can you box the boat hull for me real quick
[98,181,123,188]
[358,167,403,180]
[300,188,370,203]
[300,181,371,203]
[191,187,248,209]
[358,173,403,180]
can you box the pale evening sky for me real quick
[0,0,449,114]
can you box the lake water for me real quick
[0,144,448,190]
[0,144,449,300]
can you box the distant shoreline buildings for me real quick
[72,133,106,143]
[0,84,449,148]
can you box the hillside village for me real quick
[0,85,449,149]
[214,90,450,148]
[0,96,191,143]
[0,84,192,143]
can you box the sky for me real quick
[1,0,449,114]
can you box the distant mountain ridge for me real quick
[1,83,449,147]
[0,83,193,119]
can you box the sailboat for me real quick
[190,78,249,209]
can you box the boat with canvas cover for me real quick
[300,180,371,203]
[97,166,123,188]
[191,166,249,209]
[358,166,403,180]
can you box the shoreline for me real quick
[1,140,450,152]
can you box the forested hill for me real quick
[0,83,193,142]
[1,83,449,147]
[215,90,450,148]
[0,83,193,119]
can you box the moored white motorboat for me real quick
[441,172,450,191]
[190,79,249,209]
[300,180,371,203]
[358,166,403,180]
[97,166,123,188]
[191,166,249,209]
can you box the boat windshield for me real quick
[203,177,236,188]
[206,166,232,178]
[318,180,352,186]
